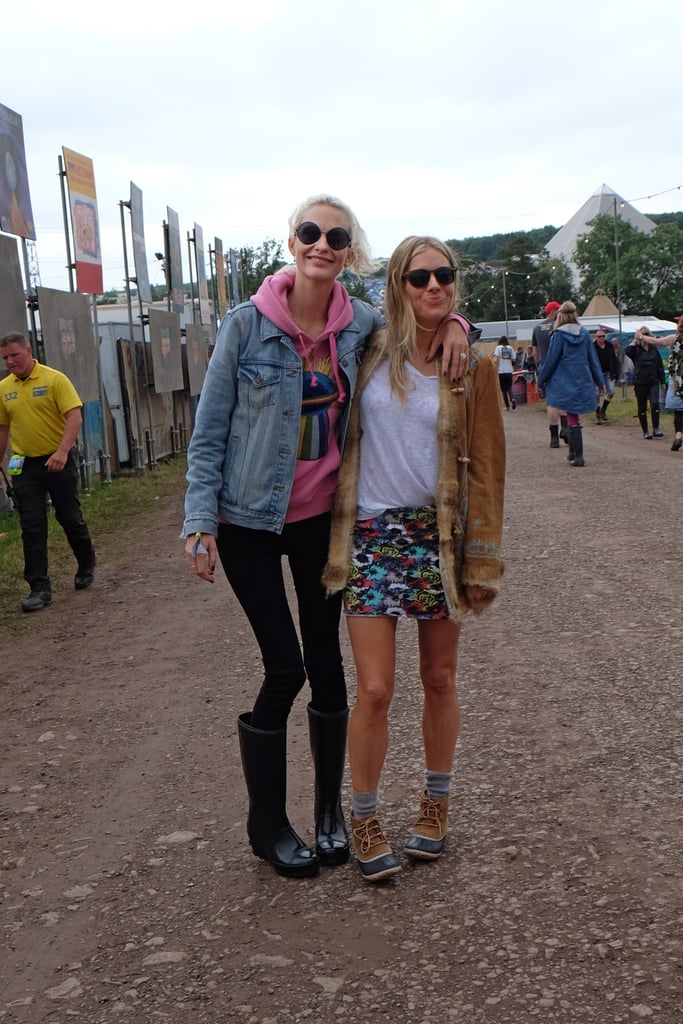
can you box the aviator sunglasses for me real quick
[403,266,457,288]
[295,221,352,250]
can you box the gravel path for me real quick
[1,402,681,1023]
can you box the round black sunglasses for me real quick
[295,221,352,251]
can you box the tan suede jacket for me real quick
[322,329,505,622]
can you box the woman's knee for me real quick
[355,679,393,716]
[420,659,457,697]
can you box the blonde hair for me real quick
[384,236,460,398]
[287,194,377,276]
[554,300,579,328]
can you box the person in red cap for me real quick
[532,301,569,447]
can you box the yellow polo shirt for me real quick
[0,361,83,457]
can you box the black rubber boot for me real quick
[237,712,319,878]
[601,399,611,420]
[568,425,584,467]
[308,705,350,866]
[559,415,569,444]
[549,425,560,448]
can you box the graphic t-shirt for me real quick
[494,344,515,374]
[251,270,355,522]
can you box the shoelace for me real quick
[414,797,444,829]
[353,816,387,854]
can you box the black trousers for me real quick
[217,512,346,731]
[634,383,661,431]
[498,372,513,408]
[12,452,95,591]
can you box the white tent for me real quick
[545,183,656,283]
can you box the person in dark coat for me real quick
[593,330,620,423]
[624,327,666,439]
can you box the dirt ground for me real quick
[1,403,681,1024]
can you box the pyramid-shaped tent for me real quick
[545,184,656,280]
[582,288,619,317]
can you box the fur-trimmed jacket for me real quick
[322,330,505,622]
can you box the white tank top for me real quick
[356,361,440,520]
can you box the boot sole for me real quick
[252,849,320,878]
[317,846,351,867]
[404,847,443,861]
[357,862,402,882]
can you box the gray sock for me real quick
[425,770,453,799]
[351,788,379,818]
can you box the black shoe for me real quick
[511,398,516,410]
[672,438,682,451]
[308,705,350,867]
[238,713,319,878]
[549,437,560,448]
[643,433,653,440]
[22,590,52,613]
[653,431,664,438]
[75,556,96,590]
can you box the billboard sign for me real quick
[166,207,184,314]
[130,182,152,303]
[0,103,35,240]
[62,146,103,295]
[214,236,228,317]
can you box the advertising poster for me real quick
[0,234,29,337]
[148,308,183,393]
[214,236,228,318]
[62,147,103,295]
[194,223,211,326]
[0,103,35,240]
[130,182,152,303]
[166,207,184,314]
[37,286,99,402]
[184,323,207,396]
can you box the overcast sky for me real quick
[3,0,682,293]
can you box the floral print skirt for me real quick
[343,506,449,619]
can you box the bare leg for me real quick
[346,616,397,792]
[417,619,461,770]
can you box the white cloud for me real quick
[2,0,682,290]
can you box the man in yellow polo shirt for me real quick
[0,331,96,612]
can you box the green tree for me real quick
[235,239,287,301]
[338,270,371,302]
[458,248,573,323]
[574,214,646,311]
[630,222,683,318]
[575,214,683,316]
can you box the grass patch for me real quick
[525,391,674,427]
[0,455,187,627]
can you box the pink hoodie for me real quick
[252,271,354,523]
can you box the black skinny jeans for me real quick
[498,372,513,409]
[217,512,346,731]
[634,383,661,432]
[12,452,95,591]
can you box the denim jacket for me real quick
[182,298,383,537]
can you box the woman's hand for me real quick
[427,319,469,381]
[185,533,217,582]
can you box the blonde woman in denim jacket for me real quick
[182,196,470,879]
